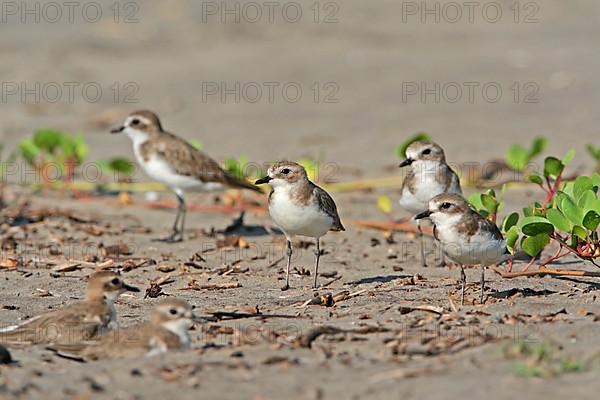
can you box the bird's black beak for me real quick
[122,283,140,292]
[399,158,414,168]
[255,176,272,185]
[414,210,432,220]
[110,126,125,134]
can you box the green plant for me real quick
[18,129,89,182]
[98,157,136,183]
[518,150,600,266]
[586,144,600,171]
[396,132,431,159]
[223,155,250,180]
[505,136,547,171]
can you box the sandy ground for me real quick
[1,0,600,399]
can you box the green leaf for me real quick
[586,144,600,161]
[572,225,588,241]
[592,173,600,188]
[528,174,543,185]
[543,156,564,178]
[506,144,529,171]
[545,208,571,233]
[33,129,63,153]
[377,195,393,214]
[505,225,520,253]
[521,233,550,257]
[18,138,40,165]
[562,149,576,166]
[559,193,583,225]
[519,216,554,236]
[502,212,519,232]
[467,192,484,212]
[73,133,89,164]
[481,194,499,213]
[397,132,431,159]
[529,136,548,158]
[578,190,600,213]
[583,210,600,231]
[573,176,593,200]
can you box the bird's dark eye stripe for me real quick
[281,168,290,174]
[422,149,431,155]
[441,202,452,209]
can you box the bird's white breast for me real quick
[399,162,461,214]
[269,189,333,239]
[435,218,507,266]
[132,139,223,193]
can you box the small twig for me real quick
[491,265,600,278]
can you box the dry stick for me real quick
[352,220,434,236]
[490,265,600,278]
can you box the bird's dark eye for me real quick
[131,119,140,125]
[441,202,452,209]
[111,278,120,285]
[281,168,290,175]
[422,149,431,155]
[169,308,178,315]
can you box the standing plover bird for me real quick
[49,298,196,360]
[398,141,462,267]
[255,161,345,290]
[415,193,509,304]
[111,110,261,242]
[0,271,139,344]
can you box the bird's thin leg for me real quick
[436,242,446,268]
[313,239,321,289]
[418,221,427,268]
[480,265,485,304]
[460,264,466,305]
[176,193,186,242]
[282,240,292,291]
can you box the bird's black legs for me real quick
[460,264,466,305]
[156,193,186,243]
[282,239,292,291]
[418,221,427,267]
[480,265,485,304]
[313,239,321,289]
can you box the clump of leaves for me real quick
[223,155,250,180]
[587,144,600,172]
[19,129,89,182]
[505,136,547,171]
[518,150,600,266]
[505,340,586,378]
[98,157,136,183]
[396,132,431,159]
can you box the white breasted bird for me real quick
[0,271,139,344]
[111,110,261,242]
[415,193,509,304]
[255,161,345,290]
[399,141,462,267]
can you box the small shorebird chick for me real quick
[415,193,509,304]
[255,161,345,290]
[49,298,196,360]
[0,271,139,344]
[399,141,462,267]
[111,110,261,242]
